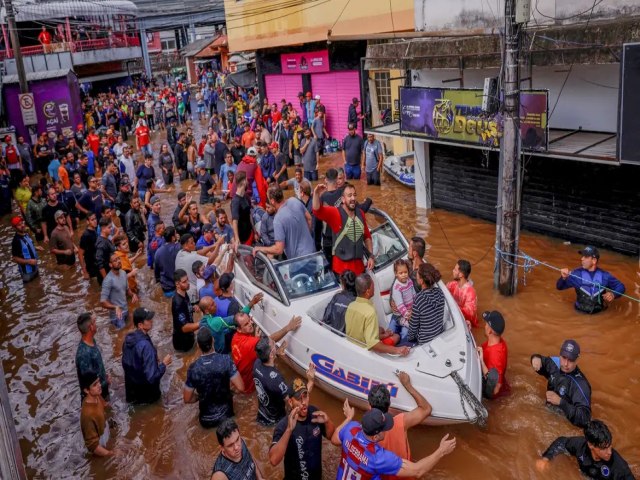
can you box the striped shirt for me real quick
[408,286,445,345]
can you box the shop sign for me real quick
[281,49,330,74]
[400,87,548,151]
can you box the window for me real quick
[374,71,392,112]
[161,39,176,51]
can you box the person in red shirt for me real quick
[86,127,100,156]
[135,118,152,156]
[230,312,301,394]
[477,310,510,399]
[446,259,478,327]
[3,136,22,184]
[38,26,52,53]
[312,182,375,276]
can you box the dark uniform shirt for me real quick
[172,291,195,351]
[79,228,99,277]
[212,439,257,479]
[253,360,289,426]
[543,436,635,480]
[532,354,592,428]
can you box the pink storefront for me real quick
[258,43,365,143]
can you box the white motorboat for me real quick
[232,208,487,425]
[383,152,415,188]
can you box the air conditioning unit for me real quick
[482,77,498,113]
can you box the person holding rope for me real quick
[556,246,625,314]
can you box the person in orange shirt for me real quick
[58,154,71,190]
[367,371,432,480]
[38,26,52,53]
[240,123,255,149]
[446,259,478,328]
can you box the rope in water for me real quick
[495,247,640,303]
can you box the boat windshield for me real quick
[273,253,339,300]
[368,213,408,271]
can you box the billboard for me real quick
[280,49,330,74]
[400,87,548,151]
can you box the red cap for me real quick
[77,123,84,129]
[11,216,23,227]
[269,142,278,149]
[305,92,312,98]
[4,135,10,142]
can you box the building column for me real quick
[139,21,152,79]
[189,21,196,43]
[414,140,432,209]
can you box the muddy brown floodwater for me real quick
[1,122,639,480]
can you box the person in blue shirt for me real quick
[219,152,237,192]
[196,224,216,250]
[210,209,234,244]
[556,246,626,314]
[331,404,457,479]
[259,143,276,181]
[48,155,61,182]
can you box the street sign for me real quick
[19,93,37,126]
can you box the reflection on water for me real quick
[1,128,639,479]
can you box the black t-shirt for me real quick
[79,228,99,276]
[342,133,364,165]
[253,359,289,426]
[186,352,238,427]
[78,190,104,219]
[275,152,288,183]
[230,194,252,243]
[197,172,214,203]
[272,405,326,480]
[42,202,69,237]
[172,291,195,351]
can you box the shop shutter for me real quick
[311,71,361,143]
[264,74,303,118]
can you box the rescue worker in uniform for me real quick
[531,339,592,428]
[536,419,636,479]
[556,246,625,314]
[312,182,374,276]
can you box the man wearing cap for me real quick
[184,328,244,428]
[531,339,592,427]
[195,161,215,204]
[196,223,217,249]
[557,246,626,314]
[3,135,23,184]
[122,307,172,404]
[269,376,334,479]
[50,209,78,266]
[332,405,457,479]
[342,123,365,180]
[536,419,635,479]
[477,311,510,399]
[11,215,40,283]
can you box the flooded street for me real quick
[1,124,639,479]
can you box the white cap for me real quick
[247,146,258,156]
[314,95,321,100]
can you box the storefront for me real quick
[256,41,366,141]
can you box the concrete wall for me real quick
[72,46,143,66]
[415,0,640,32]
[412,64,619,132]
[4,52,73,75]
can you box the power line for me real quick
[328,0,352,33]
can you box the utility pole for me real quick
[5,0,28,94]
[495,0,522,295]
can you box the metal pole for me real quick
[5,0,28,93]
[139,21,153,79]
[495,0,522,295]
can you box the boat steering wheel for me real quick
[291,273,311,291]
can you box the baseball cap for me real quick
[196,160,206,169]
[314,94,321,100]
[202,223,215,233]
[247,147,258,156]
[288,377,308,399]
[202,265,216,281]
[482,311,505,335]
[352,97,359,103]
[269,142,278,149]
[305,92,312,98]
[133,307,155,326]
[10,215,23,227]
[578,246,600,259]
[54,210,66,220]
[4,135,11,142]
[362,408,394,436]
[150,195,161,205]
[120,177,130,186]
[219,272,235,291]
[298,91,304,97]
[560,339,580,361]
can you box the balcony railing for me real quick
[0,35,141,60]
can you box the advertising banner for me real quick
[281,49,330,74]
[400,87,548,151]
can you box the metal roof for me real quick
[2,69,72,84]
[1,0,138,23]
[181,36,214,57]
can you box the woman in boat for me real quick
[407,263,445,345]
[322,270,356,333]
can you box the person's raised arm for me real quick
[270,315,301,343]
[396,371,431,428]
[396,434,456,477]
[330,399,354,446]
[269,407,299,466]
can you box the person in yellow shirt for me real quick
[13,175,32,215]
[345,273,409,356]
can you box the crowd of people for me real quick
[2,68,635,479]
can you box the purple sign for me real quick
[400,87,548,151]
[2,71,83,141]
